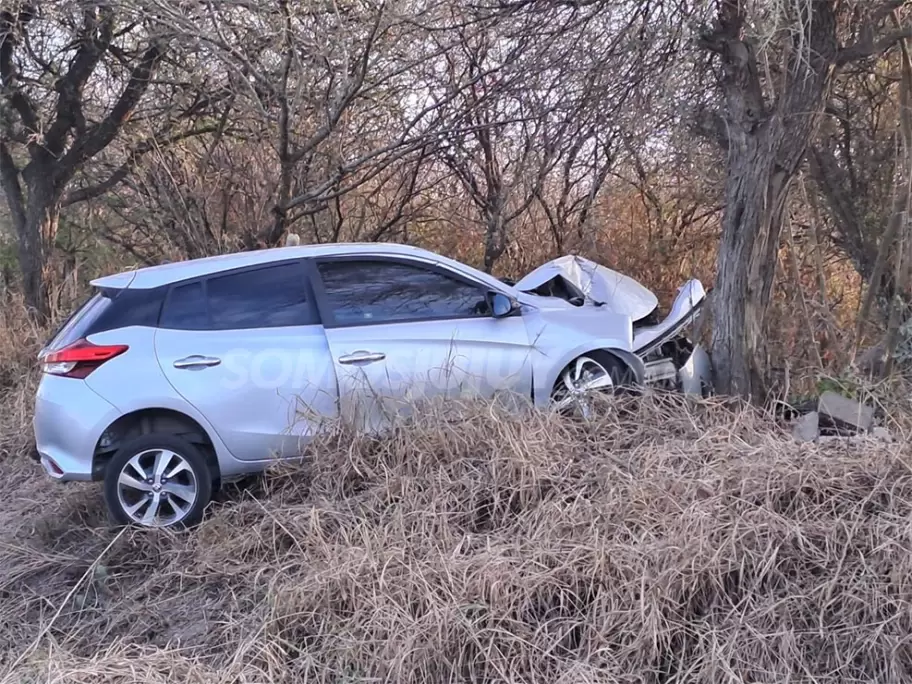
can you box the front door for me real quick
[155,260,338,460]
[309,257,533,431]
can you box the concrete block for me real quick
[817,391,874,433]
[872,426,894,442]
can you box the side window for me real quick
[316,260,489,326]
[160,281,208,330]
[207,262,315,329]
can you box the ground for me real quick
[2,394,912,683]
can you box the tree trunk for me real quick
[703,1,838,400]
[2,153,61,321]
[709,139,781,398]
[483,204,507,273]
[17,178,61,320]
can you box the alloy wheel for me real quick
[552,356,615,419]
[115,448,199,527]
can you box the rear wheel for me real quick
[103,434,213,528]
[551,352,634,419]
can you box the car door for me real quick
[154,259,339,460]
[309,256,534,432]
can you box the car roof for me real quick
[90,242,446,290]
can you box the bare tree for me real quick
[146,0,484,249]
[698,0,912,399]
[432,1,679,272]
[0,1,219,318]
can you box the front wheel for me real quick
[551,352,634,419]
[103,434,213,528]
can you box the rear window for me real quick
[45,292,113,352]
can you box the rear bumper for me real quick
[33,375,121,482]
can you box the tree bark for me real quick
[16,171,62,319]
[710,148,777,397]
[703,1,839,400]
[483,203,507,273]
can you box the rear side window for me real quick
[91,287,164,332]
[159,261,316,331]
[160,282,208,330]
[47,287,166,348]
[208,263,314,329]
[45,293,112,351]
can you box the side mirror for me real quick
[487,292,519,318]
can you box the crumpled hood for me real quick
[514,255,658,321]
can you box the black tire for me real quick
[103,433,213,529]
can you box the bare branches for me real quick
[839,27,912,65]
[0,5,39,136]
[42,7,116,158]
[62,123,221,206]
[839,1,912,65]
[60,40,167,174]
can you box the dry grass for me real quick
[2,380,912,683]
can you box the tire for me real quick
[103,433,213,529]
[551,351,635,418]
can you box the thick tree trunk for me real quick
[0,147,59,320]
[709,139,784,398]
[17,178,61,320]
[703,1,838,400]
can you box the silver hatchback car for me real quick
[34,242,710,527]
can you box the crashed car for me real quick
[514,254,711,398]
[33,242,710,527]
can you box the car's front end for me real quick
[514,255,712,396]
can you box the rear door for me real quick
[310,257,533,432]
[154,259,338,460]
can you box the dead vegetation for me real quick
[3,380,912,683]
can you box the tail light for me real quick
[40,339,128,379]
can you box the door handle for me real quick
[338,351,386,365]
[173,355,221,369]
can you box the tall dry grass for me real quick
[2,381,912,683]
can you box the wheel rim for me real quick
[116,448,198,527]
[552,356,614,419]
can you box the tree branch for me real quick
[838,27,912,65]
[0,6,39,135]
[59,40,167,174]
[0,141,25,231]
[43,8,115,158]
[873,0,909,25]
[62,124,221,206]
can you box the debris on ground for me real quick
[792,411,819,443]
[817,390,874,433]
[789,390,892,443]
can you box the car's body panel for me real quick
[33,373,120,481]
[632,279,706,356]
[323,316,535,430]
[78,327,245,475]
[519,305,637,406]
[515,255,659,321]
[154,324,338,460]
